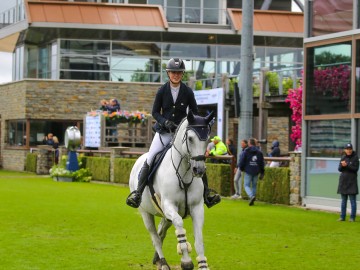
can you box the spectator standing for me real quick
[98,99,109,111]
[52,136,60,164]
[268,140,281,167]
[106,98,120,113]
[106,98,121,141]
[226,138,237,160]
[239,138,265,206]
[231,139,248,199]
[205,141,215,157]
[43,133,54,146]
[337,143,358,222]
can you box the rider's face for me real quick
[168,71,183,86]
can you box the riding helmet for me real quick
[165,58,185,72]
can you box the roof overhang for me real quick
[25,0,168,31]
[227,9,304,37]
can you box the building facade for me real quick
[0,0,304,170]
[302,0,360,211]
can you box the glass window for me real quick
[51,42,58,80]
[38,46,50,79]
[7,120,26,146]
[307,119,351,157]
[355,40,360,113]
[112,42,161,57]
[305,42,351,115]
[311,0,353,37]
[163,43,215,58]
[305,158,340,198]
[60,70,110,81]
[203,0,219,24]
[60,40,110,55]
[185,0,200,23]
[217,45,240,59]
[60,56,110,71]
[111,57,161,82]
[27,46,38,78]
[167,0,182,22]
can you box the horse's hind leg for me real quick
[153,218,172,266]
[140,212,170,270]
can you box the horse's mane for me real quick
[170,117,188,145]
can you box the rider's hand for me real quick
[164,120,177,130]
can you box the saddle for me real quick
[145,143,172,215]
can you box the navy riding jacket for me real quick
[152,81,198,133]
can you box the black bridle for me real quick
[170,122,211,218]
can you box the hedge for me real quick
[85,157,110,182]
[77,157,291,204]
[25,153,37,173]
[113,158,136,184]
[241,167,291,205]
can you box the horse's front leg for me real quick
[190,204,209,270]
[163,201,194,270]
[140,212,170,270]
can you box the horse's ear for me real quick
[205,111,215,125]
[187,110,195,124]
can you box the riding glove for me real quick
[164,120,177,131]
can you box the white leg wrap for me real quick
[175,228,192,254]
[196,256,209,269]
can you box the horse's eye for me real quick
[188,137,193,143]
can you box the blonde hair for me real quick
[53,136,59,144]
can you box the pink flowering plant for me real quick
[285,75,303,151]
[313,65,351,100]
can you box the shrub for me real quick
[241,167,291,204]
[206,163,231,196]
[25,153,37,173]
[113,158,136,184]
[84,157,110,182]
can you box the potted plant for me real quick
[50,165,92,182]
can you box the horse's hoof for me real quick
[156,258,170,270]
[181,261,194,270]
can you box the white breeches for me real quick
[146,132,173,166]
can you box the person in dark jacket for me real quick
[106,98,121,141]
[268,140,280,167]
[231,139,248,199]
[337,143,359,222]
[126,58,220,209]
[106,98,120,113]
[239,138,265,206]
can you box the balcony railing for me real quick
[0,2,25,29]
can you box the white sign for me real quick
[194,88,224,140]
[84,112,104,148]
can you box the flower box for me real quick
[53,176,73,182]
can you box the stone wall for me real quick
[267,117,290,155]
[2,149,28,171]
[0,80,161,170]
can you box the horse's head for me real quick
[175,110,214,177]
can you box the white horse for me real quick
[128,111,214,270]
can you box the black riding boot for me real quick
[202,173,221,208]
[126,161,150,208]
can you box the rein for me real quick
[170,125,207,219]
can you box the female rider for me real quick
[126,58,221,209]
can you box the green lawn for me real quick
[1,170,359,270]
